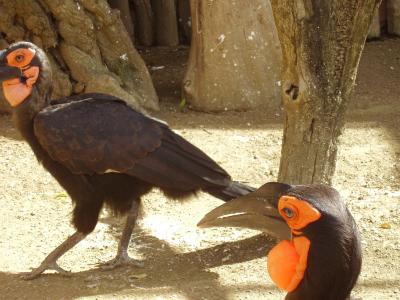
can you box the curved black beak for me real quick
[0,65,22,82]
[198,182,292,240]
[0,49,22,82]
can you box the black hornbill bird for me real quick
[198,182,362,300]
[0,41,255,279]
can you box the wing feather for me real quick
[34,95,162,174]
[34,93,231,190]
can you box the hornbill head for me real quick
[198,182,362,300]
[0,41,52,110]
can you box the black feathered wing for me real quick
[33,94,232,191]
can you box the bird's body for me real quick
[198,182,362,300]
[25,94,243,234]
[0,41,254,278]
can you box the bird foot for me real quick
[21,261,72,280]
[99,253,144,270]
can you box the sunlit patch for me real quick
[78,223,114,249]
[104,169,120,173]
[335,126,399,188]
[140,215,202,250]
[232,135,252,143]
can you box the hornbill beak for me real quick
[0,65,22,82]
[197,182,292,240]
[0,50,22,82]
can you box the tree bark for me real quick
[271,0,381,184]
[151,0,179,46]
[388,0,400,35]
[133,0,154,46]
[108,0,135,42]
[183,0,281,111]
[368,6,381,38]
[0,0,159,112]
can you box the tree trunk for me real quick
[368,6,381,38]
[151,0,179,46]
[133,0,154,46]
[109,0,135,42]
[388,0,400,35]
[177,0,191,44]
[183,0,281,111]
[270,0,381,185]
[0,0,159,112]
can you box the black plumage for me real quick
[284,185,362,300]
[0,41,254,278]
[34,95,251,232]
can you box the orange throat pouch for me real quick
[2,66,39,107]
[267,236,311,292]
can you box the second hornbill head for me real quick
[198,182,362,300]
[0,41,52,110]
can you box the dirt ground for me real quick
[0,38,399,300]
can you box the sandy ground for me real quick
[0,38,399,300]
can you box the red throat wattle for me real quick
[3,66,39,107]
[267,236,311,292]
[266,195,321,292]
[2,48,39,107]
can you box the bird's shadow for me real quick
[0,233,278,300]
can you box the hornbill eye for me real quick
[282,207,295,218]
[15,54,24,63]
[6,48,36,69]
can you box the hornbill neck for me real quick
[12,92,51,159]
[288,218,362,300]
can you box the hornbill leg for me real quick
[100,201,144,269]
[22,231,87,280]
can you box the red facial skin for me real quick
[267,196,321,292]
[2,48,39,107]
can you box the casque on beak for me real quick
[0,49,22,82]
[197,182,292,240]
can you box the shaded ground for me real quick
[0,39,399,300]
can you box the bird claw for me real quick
[20,262,72,280]
[99,254,144,270]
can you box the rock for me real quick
[380,223,392,229]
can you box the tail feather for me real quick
[205,181,256,202]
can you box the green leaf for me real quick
[179,98,187,109]
[54,192,68,199]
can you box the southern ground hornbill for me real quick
[0,41,255,279]
[198,182,362,300]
